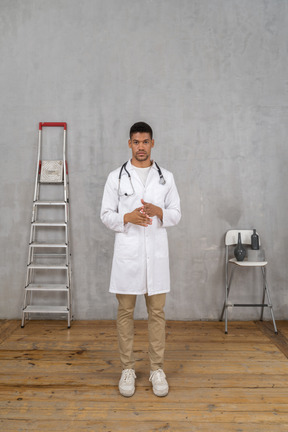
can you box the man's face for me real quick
[129,132,154,163]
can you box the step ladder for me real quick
[21,122,72,328]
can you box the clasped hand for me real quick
[124,199,163,227]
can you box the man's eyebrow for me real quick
[132,139,150,142]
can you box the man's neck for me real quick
[131,158,153,168]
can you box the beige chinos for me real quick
[116,293,166,371]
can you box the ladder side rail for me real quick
[28,235,33,265]
[25,127,42,321]
[65,169,71,291]
[65,242,69,266]
[63,129,69,241]
[33,129,42,203]
[66,266,70,324]
[64,128,70,259]
[66,265,69,287]
[28,217,38,266]
[28,208,39,265]
[25,267,30,287]
[66,201,70,245]
[68,265,72,325]
[30,128,42,264]
[63,129,67,203]
[29,216,35,244]
[65,154,72,322]
[65,223,68,245]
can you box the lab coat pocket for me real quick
[114,232,139,261]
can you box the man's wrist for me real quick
[157,207,163,221]
[124,213,130,225]
[153,205,163,221]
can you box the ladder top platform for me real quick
[39,122,67,130]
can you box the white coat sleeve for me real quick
[162,174,181,228]
[100,173,126,233]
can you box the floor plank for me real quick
[1,319,288,431]
[256,320,288,359]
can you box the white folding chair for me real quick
[220,229,278,334]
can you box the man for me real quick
[100,121,181,397]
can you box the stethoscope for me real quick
[118,161,166,197]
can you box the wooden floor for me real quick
[1,320,288,431]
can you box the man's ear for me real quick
[128,139,132,149]
[151,139,155,148]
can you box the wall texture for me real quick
[1,0,288,320]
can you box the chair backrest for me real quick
[225,229,261,246]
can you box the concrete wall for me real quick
[1,0,288,320]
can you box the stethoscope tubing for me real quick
[118,161,166,197]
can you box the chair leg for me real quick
[260,269,266,321]
[224,306,228,334]
[269,305,278,335]
[261,268,278,334]
[220,300,226,322]
[220,303,229,334]
[220,267,235,334]
[224,279,229,334]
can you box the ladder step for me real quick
[32,254,67,258]
[29,242,67,248]
[23,305,69,314]
[25,284,68,291]
[32,221,67,227]
[33,200,67,206]
[28,263,68,270]
[39,181,64,185]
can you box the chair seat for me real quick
[229,257,267,267]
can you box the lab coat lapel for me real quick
[127,160,159,189]
[146,161,158,187]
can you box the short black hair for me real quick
[129,122,153,139]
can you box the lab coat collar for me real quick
[126,159,158,172]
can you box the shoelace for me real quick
[122,369,136,382]
[149,369,166,383]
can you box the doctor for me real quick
[100,121,181,397]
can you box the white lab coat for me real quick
[100,160,181,296]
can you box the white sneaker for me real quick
[119,369,136,397]
[149,369,169,397]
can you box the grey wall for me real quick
[1,0,288,320]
